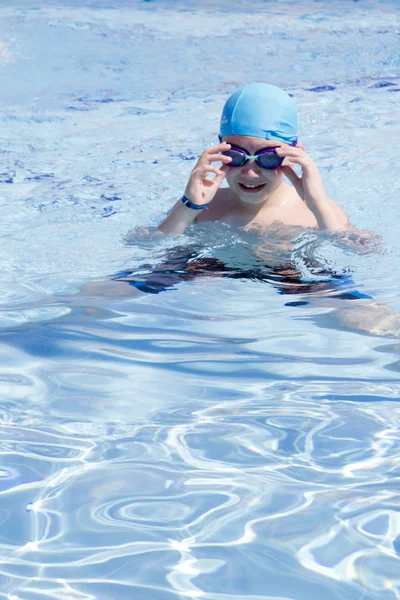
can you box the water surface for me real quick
[0,1,400,599]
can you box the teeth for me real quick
[242,183,263,188]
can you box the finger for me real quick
[280,156,292,167]
[203,165,224,176]
[276,146,310,162]
[192,164,222,180]
[277,148,313,169]
[206,168,226,188]
[281,163,300,178]
[205,153,232,164]
[202,142,231,155]
[275,146,305,158]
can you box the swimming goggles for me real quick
[221,140,297,170]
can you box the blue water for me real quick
[1,1,400,598]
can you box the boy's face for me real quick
[222,135,285,205]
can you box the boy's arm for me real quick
[157,199,201,235]
[157,142,232,234]
[301,167,349,230]
[279,146,350,231]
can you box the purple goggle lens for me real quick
[221,141,297,170]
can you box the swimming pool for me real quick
[0,0,400,598]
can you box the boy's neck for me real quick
[234,182,289,216]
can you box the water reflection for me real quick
[1,0,400,597]
[1,390,399,599]
[1,235,399,597]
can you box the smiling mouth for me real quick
[238,182,266,193]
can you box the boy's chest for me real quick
[221,201,318,230]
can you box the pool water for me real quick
[0,1,400,599]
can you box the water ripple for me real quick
[1,1,400,598]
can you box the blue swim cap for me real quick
[220,83,297,144]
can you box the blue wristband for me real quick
[181,195,208,211]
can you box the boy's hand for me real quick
[277,144,349,231]
[276,144,328,208]
[184,142,232,206]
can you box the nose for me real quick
[240,160,261,177]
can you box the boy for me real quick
[158,82,349,235]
